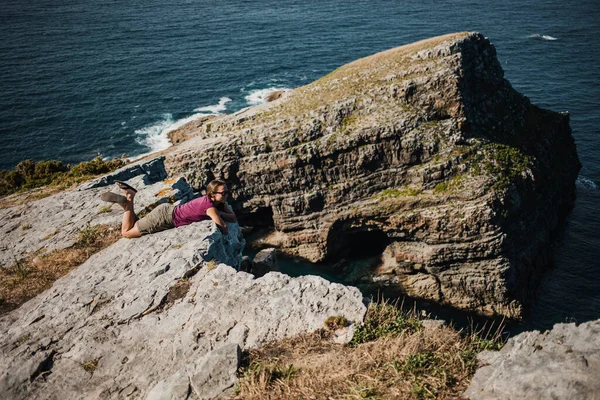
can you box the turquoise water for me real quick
[2,0,599,329]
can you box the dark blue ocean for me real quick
[1,0,599,330]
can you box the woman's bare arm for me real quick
[218,203,237,222]
[206,207,228,234]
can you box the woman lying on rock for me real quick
[101,179,236,238]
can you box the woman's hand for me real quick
[206,207,229,234]
[218,204,237,222]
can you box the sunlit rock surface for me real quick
[163,32,580,318]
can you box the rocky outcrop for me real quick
[0,157,194,267]
[0,220,367,399]
[162,32,580,318]
[251,247,280,277]
[465,320,600,399]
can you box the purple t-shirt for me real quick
[172,195,216,228]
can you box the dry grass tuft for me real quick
[0,225,121,316]
[81,358,99,374]
[324,315,350,331]
[234,301,503,400]
[43,230,59,240]
[206,259,217,271]
[97,204,113,214]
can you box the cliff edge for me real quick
[163,32,580,318]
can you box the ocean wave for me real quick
[576,177,598,190]
[193,96,232,113]
[244,87,290,106]
[134,113,174,153]
[528,33,558,41]
[134,97,232,155]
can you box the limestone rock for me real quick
[0,157,194,267]
[464,319,600,400]
[188,343,241,399]
[0,221,366,399]
[162,32,580,318]
[332,324,357,345]
[252,247,280,277]
[146,343,240,400]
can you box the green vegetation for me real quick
[6,257,31,280]
[433,175,464,194]
[433,182,449,193]
[15,333,31,346]
[350,301,422,346]
[466,143,531,191]
[324,315,349,330]
[264,141,273,153]
[482,143,531,190]
[43,230,59,240]
[249,362,298,383]
[276,34,469,119]
[206,259,217,271]
[81,358,99,374]
[234,299,505,399]
[77,225,101,247]
[97,205,113,214]
[340,114,357,134]
[0,156,128,197]
[377,187,422,199]
[348,384,378,399]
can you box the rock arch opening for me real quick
[345,229,389,258]
[327,221,389,260]
[237,206,275,230]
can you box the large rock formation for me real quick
[0,221,367,399]
[163,32,580,318]
[465,320,600,399]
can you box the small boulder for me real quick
[252,248,279,278]
[239,255,253,273]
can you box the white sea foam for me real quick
[193,96,232,113]
[133,97,233,156]
[576,177,598,190]
[244,87,290,106]
[528,33,558,41]
[134,113,174,153]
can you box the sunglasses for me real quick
[214,190,231,196]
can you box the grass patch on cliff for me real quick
[0,156,129,200]
[482,144,531,190]
[433,175,464,194]
[234,301,504,400]
[466,143,531,191]
[0,224,121,316]
[377,187,423,200]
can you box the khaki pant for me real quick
[136,203,175,235]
